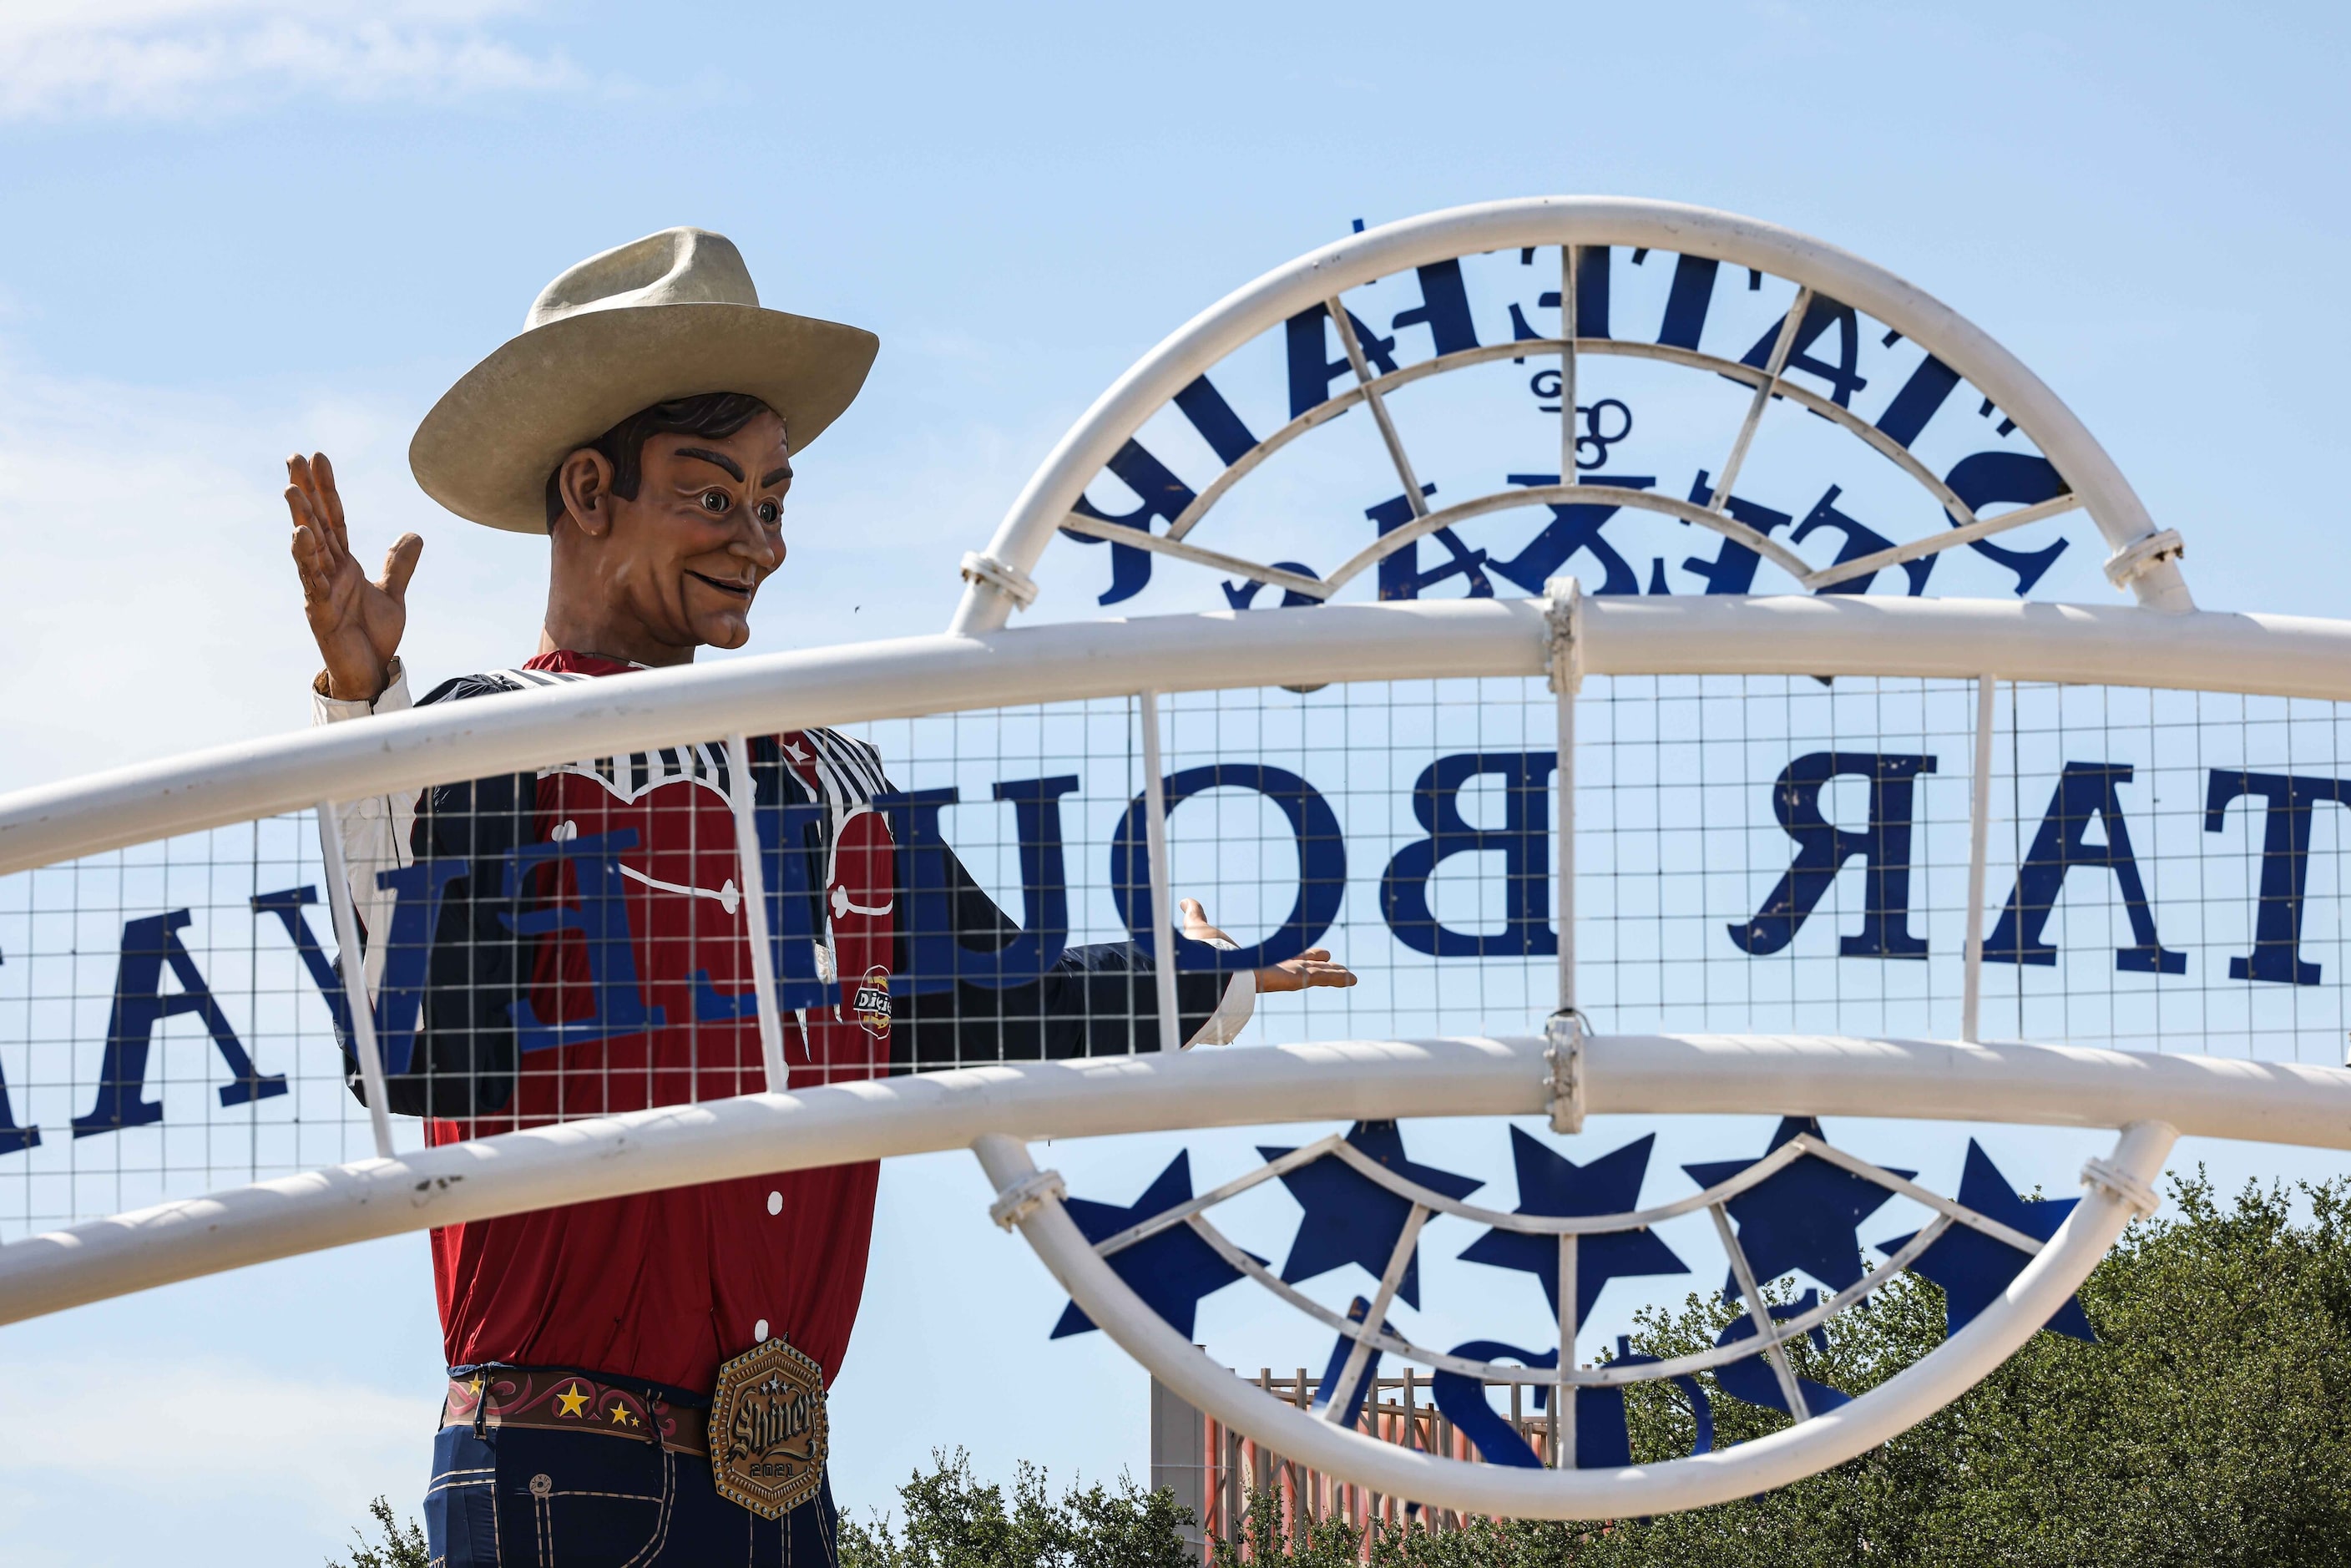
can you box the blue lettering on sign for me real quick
[253,864,465,1077]
[0,950,34,1152]
[878,776,1079,995]
[496,829,667,1054]
[1110,764,1346,970]
[1732,753,1937,959]
[1509,245,1612,343]
[1387,260,1482,357]
[1063,374,1265,609]
[1740,294,1867,407]
[48,738,2351,1156]
[74,909,288,1136]
[1873,353,1963,448]
[1368,485,1492,601]
[1986,761,2185,974]
[1791,486,1934,597]
[1382,752,1559,958]
[1287,302,1398,418]
[692,801,833,1020]
[1679,471,1793,596]
[1489,473,1657,597]
[2204,770,2351,985]
[1224,562,1326,609]
[1656,254,1720,350]
[1942,452,2070,595]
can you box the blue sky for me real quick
[1,3,2348,1563]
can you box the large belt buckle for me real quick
[708,1337,827,1519]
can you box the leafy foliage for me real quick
[844,1175,2351,1567]
[841,1449,1197,1568]
[329,1495,429,1568]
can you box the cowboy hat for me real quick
[409,227,878,534]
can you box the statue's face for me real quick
[593,409,792,651]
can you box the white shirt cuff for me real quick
[1185,970,1256,1048]
[311,658,411,726]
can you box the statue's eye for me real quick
[699,490,729,513]
[756,500,781,526]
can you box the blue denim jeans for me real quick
[426,1421,839,1567]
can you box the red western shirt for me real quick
[415,651,896,1394]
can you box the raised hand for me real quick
[1180,898,1358,994]
[286,453,422,702]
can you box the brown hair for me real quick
[544,391,775,529]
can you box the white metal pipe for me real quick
[313,799,394,1160]
[1961,677,1997,1043]
[974,1118,2176,1517]
[1555,665,1575,1017]
[1706,286,1811,512]
[0,1033,2338,1330]
[1559,245,1578,492]
[1555,1232,1576,1464]
[724,734,791,1092]
[1326,298,1428,518]
[949,196,2189,632]
[1137,691,1182,1052]
[5,596,2345,881]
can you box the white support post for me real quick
[314,798,394,1161]
[1560,245,1579,491]
[1547,577,1581,1019]
[1140,690,1183,1052]
[1961,675,1996,1044]
[1555,1233,1578,1468]
[725,734,792,1093]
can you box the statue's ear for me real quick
[554,448,617,539]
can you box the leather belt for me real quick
[441,1368,708,1459]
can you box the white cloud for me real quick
[0,0,581,120]
[0,1353,437,1543]
[0,352,554,789]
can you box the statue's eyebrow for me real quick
[675,447,744,481]
[760,465,793,488]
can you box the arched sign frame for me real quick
[949,196,2192,634]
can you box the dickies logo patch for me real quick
[851,966,892,1040]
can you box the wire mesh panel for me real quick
[1,672,2344,1238]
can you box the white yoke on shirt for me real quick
[307,660,1257,1047]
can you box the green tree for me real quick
[330,1495,429,1568]
[842,1174,2351,1568]
[841,1449,1196,1568]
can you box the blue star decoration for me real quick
[1712,1290,1852,1417]
[1684,1116,1914,1302]
[1258,1120,1484,1309]
[1051,1151,1266,1341]
[1879,1139,2096,1343]
[1459,1127,1689,1328]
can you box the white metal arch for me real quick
[0,594,2335,1514]
[949,197,2192,632]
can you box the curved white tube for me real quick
[3,595,2343,877]
[0,1034,2336,1328]
[974,1120,2177,1518]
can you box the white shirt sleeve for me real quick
[1185,970,1257,1048]
[310,660,419,997]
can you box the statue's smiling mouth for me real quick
[687,571,754,599]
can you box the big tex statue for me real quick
[287,227,1355,1565]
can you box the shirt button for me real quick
[766,1191,782,1216]
[754,1318,770,1342]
